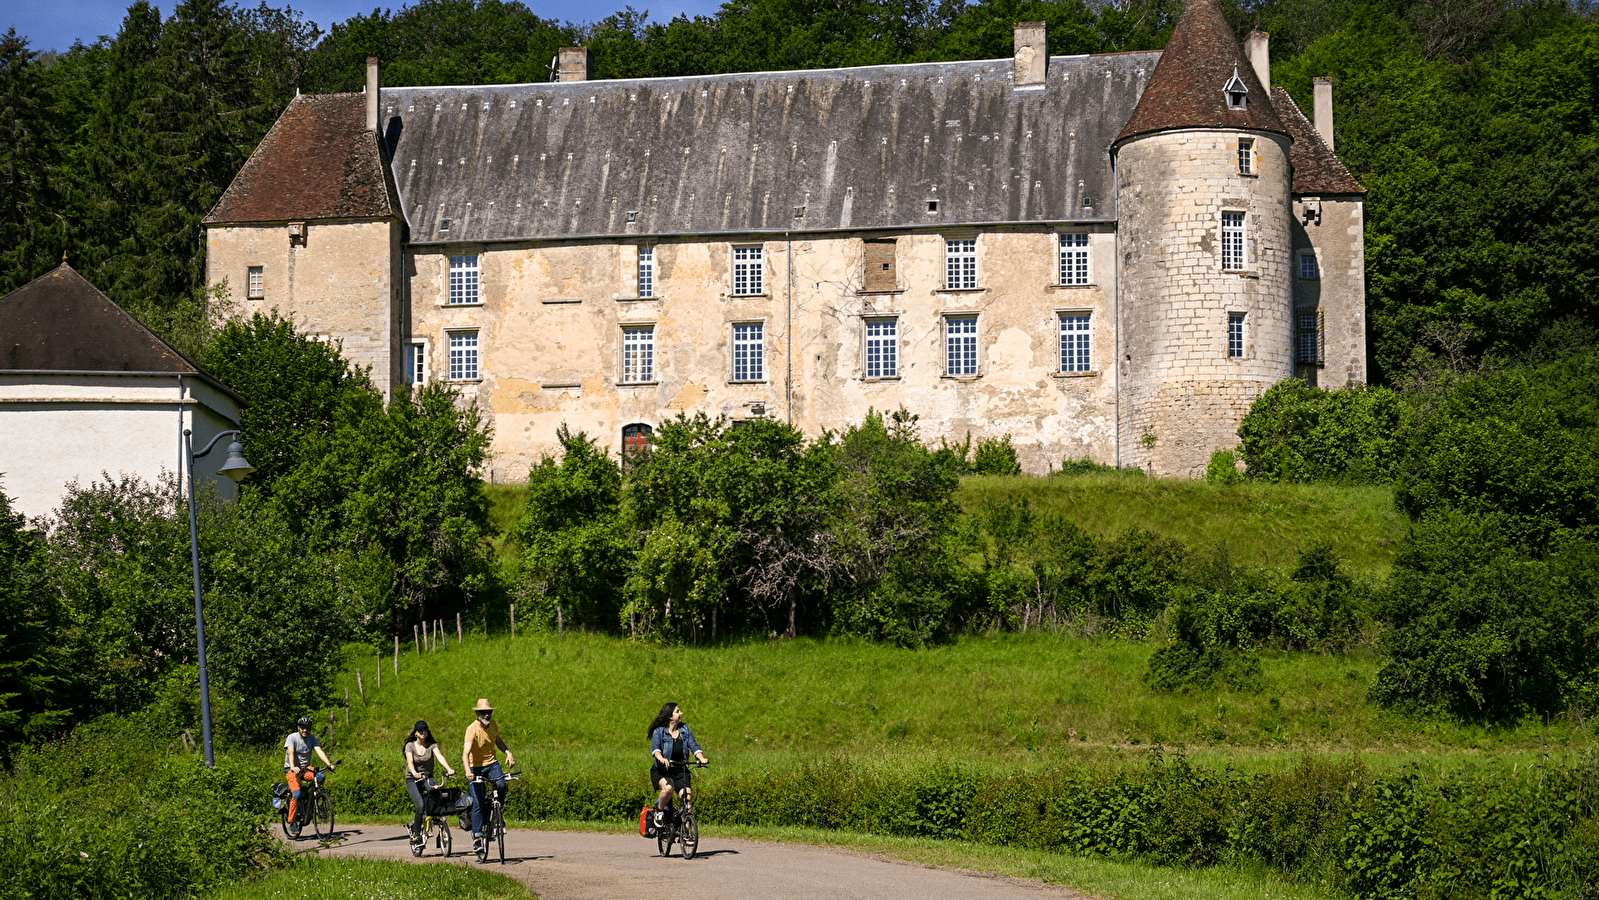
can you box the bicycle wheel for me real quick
[475,807,490,863]
[495,804,506,864]
[657,819,674,857]
[313,790,334,839]
[438,819,453,858]
[681,811,699,859]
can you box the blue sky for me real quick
[3,0,727,53]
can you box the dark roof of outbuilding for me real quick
[0,264,241,401]
[1272,86,1365,195]
[206,93,402,224]
[384,51,1159,243]
[1115,0,1285,146]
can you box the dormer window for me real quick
[1225,67,1249,110]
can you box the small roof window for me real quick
[1224,67,1249,110]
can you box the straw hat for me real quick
[473,698,495,712]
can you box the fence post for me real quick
[457,612,463,645]
[558,605,564,637]
[483,610,488,640]
[414,624,419,656]
[330,708,337,744]
[510,604,516,638]
[394,636,399,675]
[357,668,365,705]
[375,654,381,687]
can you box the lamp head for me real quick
[218,441,256,483]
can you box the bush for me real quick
[1371,510,1599,720]
[1237,380,1414,484]
[1058,457,1123,476]
[1204,450,1244,485]
[969,435,1022,475]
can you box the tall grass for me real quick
[957,475,1406,576]
[207,857,532,900]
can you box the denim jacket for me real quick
[651,725,703,766]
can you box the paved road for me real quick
[320,823,1093,900]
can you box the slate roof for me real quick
[1272,87,1365,195]
[1115,0,1285,146]
[382,52,1160,244]
[206,93,402,224]
[0,265,240,400]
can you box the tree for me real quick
[0,30,65,294]
[1236,380,1415,484]
[0,485,73,754]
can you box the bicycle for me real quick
[410,775,461,858]
[656,760,708,859]
[278,761,340,840]
[471,769,521,863]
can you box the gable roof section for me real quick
[1115,0,1285,145]
[385,52,1159,244]
[206,93,402,224]
[1272,87,1365,195]
[0,264,233,395]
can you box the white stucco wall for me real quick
[0,373,243,521]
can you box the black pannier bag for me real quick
[424,786,468,817]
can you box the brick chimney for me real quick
[556,47,592,82]
[1313,77,1335,151]
[366,58,379,132]
[1013,22,1048,87]
[1244,31,1269,93]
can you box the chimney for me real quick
[1013,22,1047,87]
[1313,77,1335,151]
[556,47,592,82]
[366,58,379,132]
[1244,31,1269,93]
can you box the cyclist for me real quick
[284,715,336,838]
[649,702,708,830]
[404,720,457,846]
[462,698,517,854]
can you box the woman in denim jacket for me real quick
[649,702,708,829]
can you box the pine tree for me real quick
[0,30,64,293]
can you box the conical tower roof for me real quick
[1114,0,1286,146]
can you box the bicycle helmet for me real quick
[295,716,314,729]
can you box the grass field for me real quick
[329,630,1592,777]
[484,474,1407,576]
[207,857,532,900]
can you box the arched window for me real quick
[622,423,653,464]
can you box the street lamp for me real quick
[184,428,255,767]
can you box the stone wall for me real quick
[1116,129,1294,477]
[407,226,1121,478]
[1292,195,1366,388]
[206,218,404,398]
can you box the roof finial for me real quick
[61,250,68,265]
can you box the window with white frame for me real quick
[865,318,898,378]
[1060,313,1092,373]
[946,315,978,375]
[246,266,264,299]
[449,254,480,304]
[1221,212,1245,271]
[1228,313,1246,358]
[1297,311,1319,364]
[1059,233,1089,285]
[638,247,656,297]
[405,343,426,386]
[733,322,764,381]
[1238,138,1254,175]
[1299,250,1319,280]
[448,331,479,380]
[622,325,655,383]
[945,238,978,289]
[733,245,764,295]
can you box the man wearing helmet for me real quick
[284,716,336,837]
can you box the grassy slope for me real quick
[331,631,1592,779]
[957,474,1407,576]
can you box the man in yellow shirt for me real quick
[462,698,517,850]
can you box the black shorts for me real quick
[651,763,691,793]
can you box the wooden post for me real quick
[557,605,564,637]
[330,708,337,743]
[394,636,399,675]
[376,654,381,687]
[357,668,366,704]
[510,604,516,638]
[483,610,488,640]
[457,612,463,644]
[414,624,420,656]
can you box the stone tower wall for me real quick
[1116,130,1293,477]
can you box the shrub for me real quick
[1144,594,1264,694]
[1086,527,1189,637]
[1205,449,1244,484]
[1237,380,1414,484]
[1058,457,1122,476]
[970,435,1022,475]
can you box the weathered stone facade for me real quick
[203,0,1366,479]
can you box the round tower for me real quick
[1112,0,1294,478]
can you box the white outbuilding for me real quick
[0,263,245,520]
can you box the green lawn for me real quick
[207,857,532,900]
[329,630,1592,777]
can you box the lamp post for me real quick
[184,428,255,767]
